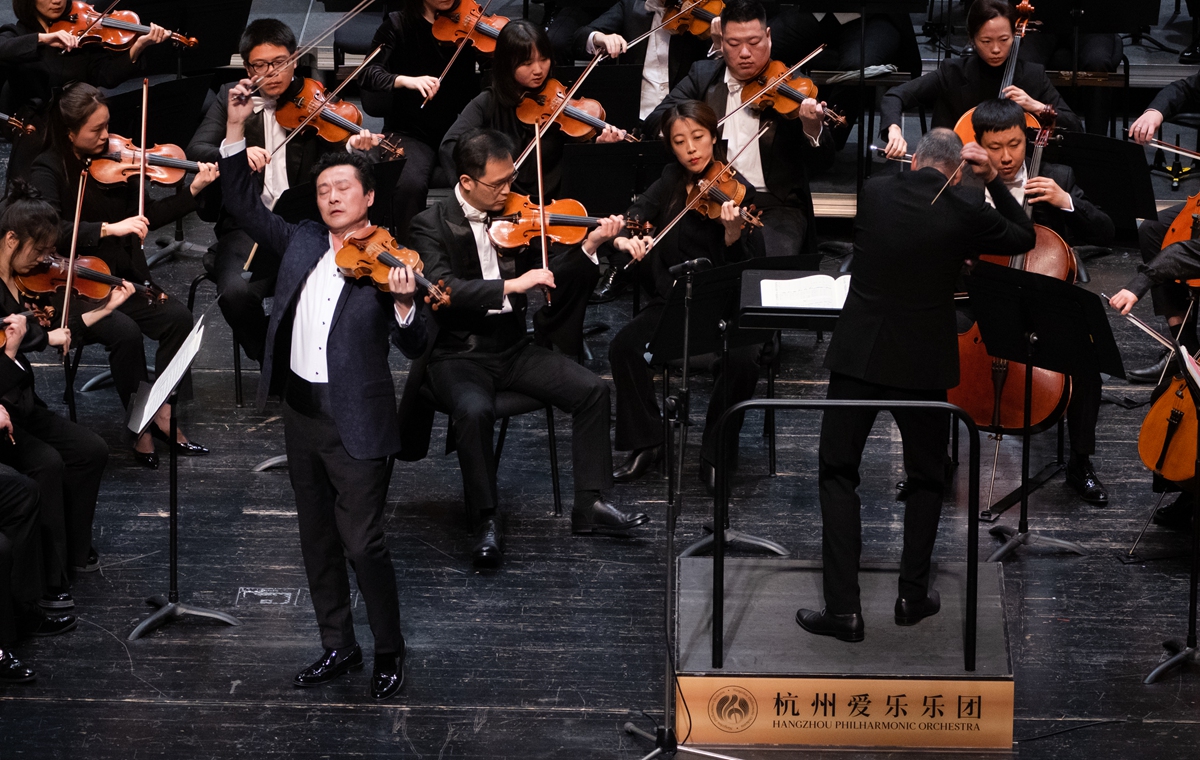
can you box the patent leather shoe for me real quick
[895,589,941,626]
[21,611,76,638]
[0,650,35,683]
[371,649,405,700]
[613,445,661,483]
[73,547,100,574]
[795,608,864,643]
[38,590,74,611]
[589,266,627,304]
[1154,492,1194,531]
[133,448,159,469]
[572,498,649,536]
[293,645,363,687]
[1126,350,1171,385]
[1066,458,1108,505]
[472,518,503,569]
[150,426,210,455]
[1182,39,1200,65]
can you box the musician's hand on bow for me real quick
[885,124,908,160]
[227,80,257,127]
[395,75,439,98]
[799,98,824,139]
[348,129,384,151]
[388,264,417,319]
[129,23,170,62]
[709,18,723,49]
[1002,85,1045,116]
[189,162,220,196]
[1130,109,1164,145]
[1109,289,1139,315]
[507,268,555,294]
[47,327,70,356]
[38,30,77,51]
[962,142,997,183]
[592,33,628,57]
[105,216,149,241]
[245,146,271,172]
[1024,176,1071,209]
[584,215,625,255]
[3,314,27,360]
[597,125,627,143]
[614,234,651,261]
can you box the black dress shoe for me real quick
[589,267,627,304]
[613,445,662,483]
[1182,39,1200,65]
[895,589,941,626]
[1126,350,1171,384]
[1154,492,1194,531]
[72,547,100,574]
[133,449,159,469]
[370,650,405,700]
[38,591,74,611]
[0,650,35,683]
[472,518,503,569]
[1066,458,1108,505]
[21,611,77,638]
[795,608,864,643]
[293,645,363,687]
[150,426,209,456]
[572,498,650,536]
[699,459,716,496]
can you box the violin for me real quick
[335,226,451,310]
[16,254,165,305]
[274,78,405,159]
[686,161,763,228]
[0,308,54,350]
[739,60,846,128]
[0,112,34,136]
[50,0,198,50]
[487,193,653,249]
[662,0,723,39]
[88,135,200,186]
[516,79,637,142]
[953,0,1039,145]
[430,0,510,56]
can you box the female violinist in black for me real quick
[879,0,1081,159]
[608,99,763,486]
[0,0,171,186]
[29,83,218,467]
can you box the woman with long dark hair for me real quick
[879,0,1081,158]
[29,83,218,467]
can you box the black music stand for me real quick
[963,262,1124,562]
[554,63,644,133]
[1143,338,1200,683]
[1044,131,1157,241]
[560,140,671,211]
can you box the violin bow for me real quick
[422,0,499,109]
[624,123,769,270]
[930,159,968,205]
[270,46,384,158]
[869,144,912,164]
[513,52,610,170]
[56,168,89,361]
[1139,135,1200,164]
[534,124,551,305]
[623,0,707,50]
[78,0,121,41]
[137,78,149,257]
[715,44,826,128]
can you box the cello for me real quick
[953,0,1040,146]
[948,108,1074,442]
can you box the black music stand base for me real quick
[986,525,1086,562]
[129,594,242,641]
[1145,640,1199,684]
[680,527,788,558]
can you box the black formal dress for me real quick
[360,11,481,243]
[29,146,198,408]
[217,144,427,658]
[0,19,141,187]
[402,189,613,524]
[818,166,1034,615]
[879,55,1083,139]
[609,161,760,467]
[187,78,346,364]
[644,59,836,256]
[0,463,39,649]
[0,289,108,592]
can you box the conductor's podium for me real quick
[675,558,1014,751]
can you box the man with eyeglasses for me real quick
[401,128,650,569]
[188,19,381,366]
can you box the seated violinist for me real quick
[188,19,381,366]
[970,98,1113,505]
[644,0,835,261]
[30,83,218,467]
[609,100,764,489]
[403,128,650,569]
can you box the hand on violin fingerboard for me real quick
[129,23,169,62]
[799,99,825,140]
[348,129,385,152]
[388,265,417,320]
[583,216,626,255]
[596,125,628,143]
[719,200,743,245]
[189,163,220,196]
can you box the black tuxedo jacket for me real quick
[880,55,1083,138]
[572,0,711,91]
[217,148,428,461]
[825,167,1036,391]
[1147,71,1200,123]
[644,60,835,222]
[1029,162,1114,248]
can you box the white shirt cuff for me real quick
[1063,196,1075,213]
[806,126,823,147]
[219,138,247,158]
[586,31,599,56]
[394,302,416,328]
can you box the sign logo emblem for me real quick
[708,686,758,733]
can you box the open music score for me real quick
[759,273,849,309]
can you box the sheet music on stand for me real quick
[127,309,209,435]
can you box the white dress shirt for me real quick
[722,68,768,191]
[456,185,513,315]
[586,0,671,120]
[813,13,861,24]
[252,96,290,210]
[983,164,1074,213]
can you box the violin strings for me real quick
[716,44,825,128]
[270,46,383,158]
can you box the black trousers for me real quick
[427,343,614,521]
[4,404,107,590]
[78,291,194,407]
[1067,370,1101,459]
[818,372,948,614]
[0,464,39,648]
[533,250,601,357]
[609,301,763,465]
[282,378,403,657]
[210,228,280,364]
[390,134,439,244]
[1138,204,1200,352]
[755,192,808,258]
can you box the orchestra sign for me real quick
[676,675,1013,749]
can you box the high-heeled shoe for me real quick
[133,447,159,469]
[149,426,210,455]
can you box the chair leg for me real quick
[545,407,561,516]
[233,339,243,408]
[64,344,83,422]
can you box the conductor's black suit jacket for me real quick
[217,147,428,461]
[825,167,1036,391]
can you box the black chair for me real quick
[419,384,563,516]
[187,269,245,408]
